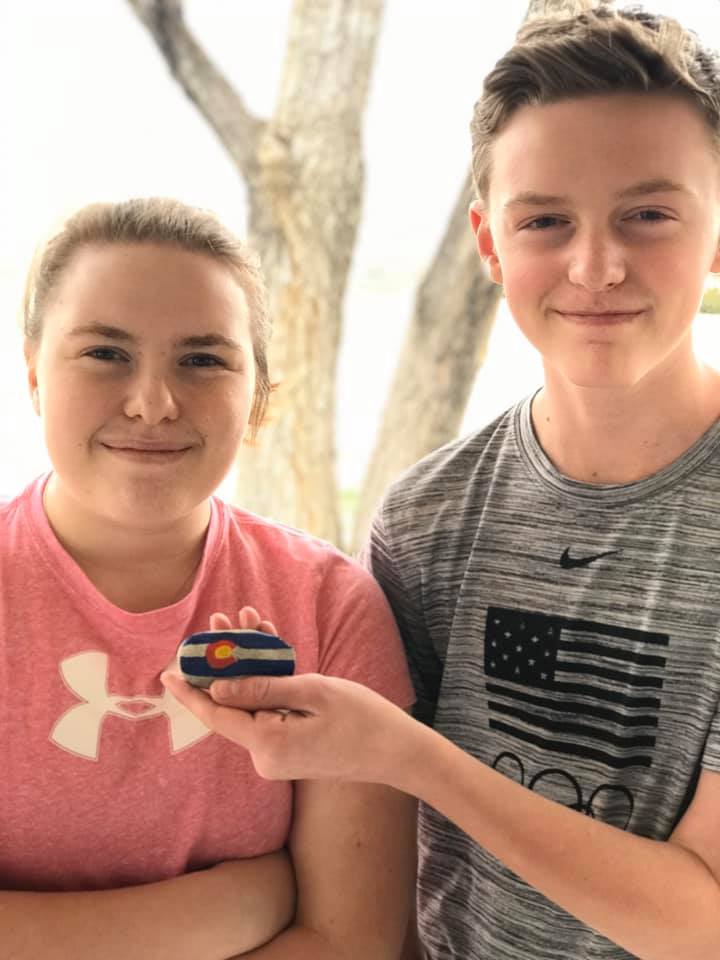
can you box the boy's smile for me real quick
[472,92,720,393]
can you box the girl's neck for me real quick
[43,477,212,612]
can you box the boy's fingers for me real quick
[210,674,319,714]
[161,672,257,743]
[162,672,212,716]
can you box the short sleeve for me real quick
[701,696,720,773]
[314,550,415,710]
[361,504,444,726]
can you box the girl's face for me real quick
[25,242,256,532]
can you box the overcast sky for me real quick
[1,0,719,495]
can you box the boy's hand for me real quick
[161,668,421,788]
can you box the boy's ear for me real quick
[24,340,41,416]
[469,201,502,285]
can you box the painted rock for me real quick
[177,629,296,688]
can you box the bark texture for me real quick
[128,0,384,544]
[351,174,502,547]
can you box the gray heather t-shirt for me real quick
[365,396,720,960]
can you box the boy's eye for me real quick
[180,353,225,368]
[523,215,566,231]
[629,209,670,223]
[83,347,128,362]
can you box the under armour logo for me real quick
[51,650,211,761]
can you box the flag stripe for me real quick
[489,720,653,768]
[555,661,664,688]
[532,680,661,709]
[556,639,666,668]
[485,682,658,727]
[488,701,657,748]
[561,618,669,646]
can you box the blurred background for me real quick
[2,0,719,549]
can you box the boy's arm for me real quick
[168,673,720,960]
[399,893,424,960]
[238,778,417,960]
[404,722,720,960]
[0,851,295,960]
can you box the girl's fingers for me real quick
[206,607,276,634]
[238,606,260,629]
[209,612,233,630]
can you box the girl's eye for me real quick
[181,354,225,368]
[523,215,567,231]
[83,347,128,362]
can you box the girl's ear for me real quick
[24,340,41,416]
[469,202,503,285]
[711,240,720,276]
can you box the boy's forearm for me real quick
[399,727,720,960]
[0,851,295,960]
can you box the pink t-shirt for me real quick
[0,476,413,892]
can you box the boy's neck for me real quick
[531,361,720,485]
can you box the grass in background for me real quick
[701,287,720,314]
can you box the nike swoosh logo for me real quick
[560,547,622,569]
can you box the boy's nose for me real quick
[567,231,626,291]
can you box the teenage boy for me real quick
[165,6,720,959]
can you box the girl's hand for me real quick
[207,605,277,635]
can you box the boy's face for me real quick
[471,93,720,391]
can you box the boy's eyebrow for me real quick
[617,178,688,199]
[67,323,243,351]
[177,334,244,351]
[504,179,689,210]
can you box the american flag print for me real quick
[484,607,668,769]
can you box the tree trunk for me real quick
[526,0,592,15]
[351,0,587,548]
[351,174,501,548]
[127,0,384,545]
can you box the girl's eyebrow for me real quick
[67,324,243,352]
[178,334,243,351]
[68,322,133,341]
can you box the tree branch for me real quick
[126,0,265,180]
[352,172,502,547]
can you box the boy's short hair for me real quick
[471,3,720,203]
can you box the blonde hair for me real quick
[471,4,720,203]
[23,197,273,438]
